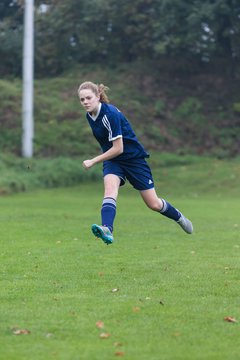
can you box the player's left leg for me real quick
[140,188,193,234]
[122,157,193,234]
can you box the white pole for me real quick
[22,0,34,158]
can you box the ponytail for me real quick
[98,83,110,103]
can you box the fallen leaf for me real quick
[96,321,104,329]
[46,333,53,338]
[224,316,238,323]
[114,342,123,347]
[99,332,111,339]
[132,307,140,313]
[12,328,31,335]
[115,351,125,356]
[173,332,181,337]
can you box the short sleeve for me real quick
[102,111,123,142]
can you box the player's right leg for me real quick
[92,173,121,244]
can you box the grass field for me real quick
[0,160,240,359]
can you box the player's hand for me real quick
[82,159,94,169]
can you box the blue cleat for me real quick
[91,224,114,245]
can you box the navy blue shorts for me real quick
[103,158,154,191]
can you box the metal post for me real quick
[22,0,34,158]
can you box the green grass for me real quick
[0,161,240,359]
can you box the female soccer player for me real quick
[78,81,193,245]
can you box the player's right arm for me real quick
[82,137,123,170]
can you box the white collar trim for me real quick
[88,103,102,121]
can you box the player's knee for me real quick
[147,200,161,212]
[104,185,118,199]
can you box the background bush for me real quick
[0,154,102,195]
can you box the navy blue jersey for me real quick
[86,102,149,160]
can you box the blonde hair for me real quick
[78,81,110,103]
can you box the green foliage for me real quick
[174,97,202,118]
[172,97,207,149]
[174,97,206,128]
[0,79,22,154]
[1,0,240,76]
[149,152,207,168]
[0,154,102,195]
[1,153,240,197]
[154,99,166,116]
[145,125,166,146]
[150,155,240,197]
[0,0,22,20]
[233,102,240,113]
[0,64,240,158]
[0,1,23,76]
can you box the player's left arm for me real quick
[83,137,123,169]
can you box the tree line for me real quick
[0,0,240,77]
